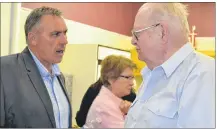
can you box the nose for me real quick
[129,79,135,87]
[131,37,137,46]
[60,33,68,45]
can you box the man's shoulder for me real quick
[194,52,215,72]
[1,53,21,65]
[1,47,29,62]
[181,52,215,81]
[1,53,19,58]
[181,51,214,72]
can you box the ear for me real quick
[108,78,115,85]
[28,32,37,45]
[160,22,169,44]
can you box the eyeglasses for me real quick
[131,23,160,40]
[119,75,135,80]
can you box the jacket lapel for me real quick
[57,74,72,127]
[21,47,56,127]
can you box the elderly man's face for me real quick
[131,8,164,66]
[31,15,68,65]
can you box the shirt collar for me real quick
[28,48,61,77]
[161,43,194,78]
[141,43,194,78]
[141,66,151,77]
[100,86,122,104]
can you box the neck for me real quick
[107,85,122,98]
[147,40,186,70]
[41,61,53,74]
[29,47,53,74]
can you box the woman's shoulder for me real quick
[92,93,111,106]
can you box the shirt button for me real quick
[132,123,136,127]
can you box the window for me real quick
[97,46,131,79]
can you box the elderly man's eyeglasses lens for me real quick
[119,75,135,80]
[132,23,160,40]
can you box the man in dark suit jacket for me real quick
[0,6,71,128]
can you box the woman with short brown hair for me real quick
[84,55,137,128]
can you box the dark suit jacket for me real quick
[0,47,72,128]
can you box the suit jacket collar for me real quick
[21,47,56,127]
[21,47,72,128]
[28,48,61,77]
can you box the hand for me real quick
[119,100,132,115]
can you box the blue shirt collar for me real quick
[161,43,194,78]
[141,43,194,78]
[28,48,61,77]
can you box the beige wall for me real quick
[59,44,98,125]
[15,7,133,52]
[1,3,11,56]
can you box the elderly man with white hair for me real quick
[124,3,215,128]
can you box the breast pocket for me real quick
[147,97,178,119]
[144,96,178,128]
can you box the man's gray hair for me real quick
[24,6,62,43]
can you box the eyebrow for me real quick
[64,29,68,33]
[51,29,68,34]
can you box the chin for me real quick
[138,54,143,61]
[125,91,131,96]
[53,59,63,64]
[138,56,142,61]
[138,55,146,62]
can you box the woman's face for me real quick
[109,67,135,98]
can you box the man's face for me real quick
[30,15,68,65]
[131,10,164,65]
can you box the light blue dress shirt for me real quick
[29,49,70,128]
[124,43,215,128]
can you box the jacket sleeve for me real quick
[0,78,5,127]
